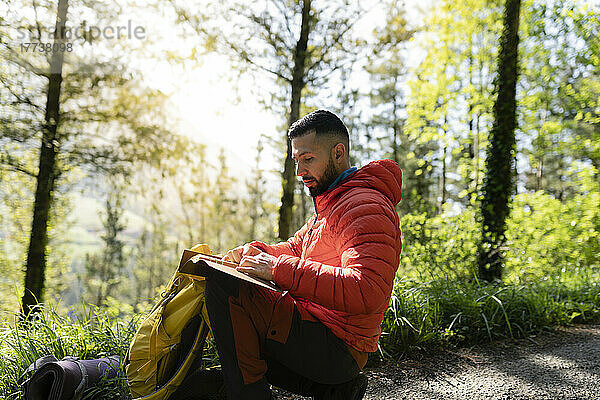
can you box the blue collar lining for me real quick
[327,166,357,191]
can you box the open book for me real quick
[178,249,281,292]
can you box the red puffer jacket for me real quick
[252,159,402,353]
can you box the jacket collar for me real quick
[313,159,402,214]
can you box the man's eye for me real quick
[305,157,313,162]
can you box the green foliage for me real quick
[405,0,501,211]
[519,1,600,196]
[399,207,479,281]
[380,276,600,357]
[505,164,600,283]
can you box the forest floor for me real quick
[274,325,600,400]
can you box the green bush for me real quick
[398,207,479,281]
[505,189,600,283]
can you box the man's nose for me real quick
[296,163,306,176]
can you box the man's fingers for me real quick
[242,244,262,257]
[239,255,259,268]
[236,254,273,281]
[223,249,237,262]
[232,249,243,263]
[224,244,261,263]
[224,246,245,263]
[236,260,257,275]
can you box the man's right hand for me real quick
[223,243,262,263]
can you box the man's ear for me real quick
[333,143,345,162]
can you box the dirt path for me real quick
[275,325,600,400]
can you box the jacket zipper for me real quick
[307,197,318,238]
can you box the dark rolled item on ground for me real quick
[20,355,122,400]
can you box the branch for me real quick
[0,75,43,111]
[306,56,357,86]
[234,45,291,82]
[0,152,37,178]
[172,1,292,82]
[2,44,48,78]
[271,0,297,46]
[240,9,292,57]
[32,0,44,42]
[305,16,360,74]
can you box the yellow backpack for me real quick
[124,244,214,399]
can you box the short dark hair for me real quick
[288,109,349,150]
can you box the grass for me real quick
[0,302,223,399]
[378,273,600,359]
[0,305,139,399]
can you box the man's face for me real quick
[292,131,339,197]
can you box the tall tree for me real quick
[212,149,241,252]
[83,183,126,307]
[172,0,365,240]
[364,0,416,212]
[365,0,414,163]
[0,0,189,315]
[478,0,522,281]
[246,139,267,241]
[280,0,311,240]
[21,0,68,315]
[519,1,600,196]
[132,215,177,305]
[170,145,209,246]
[406,0,501,212]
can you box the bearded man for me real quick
[205,109,403,399]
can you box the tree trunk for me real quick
[440,143,448,208]
[478,0,521,281]
[392,75,399,163]
[278,0,311,240]
[21,0,68,316]
[475,113,480,192]
[248,139,263,241]
[467,44,475,194]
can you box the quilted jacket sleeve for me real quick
[249,217,312,258]
[272,195,401,314]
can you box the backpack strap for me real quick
[62,357,88,400]
[19,355,86,399]
[18,355,59,385]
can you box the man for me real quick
[205,109,402,399]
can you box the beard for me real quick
[308,156,339,197]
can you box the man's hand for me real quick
[236,252,277,281]
[223,243,262,263]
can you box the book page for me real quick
[178,250,282,292]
